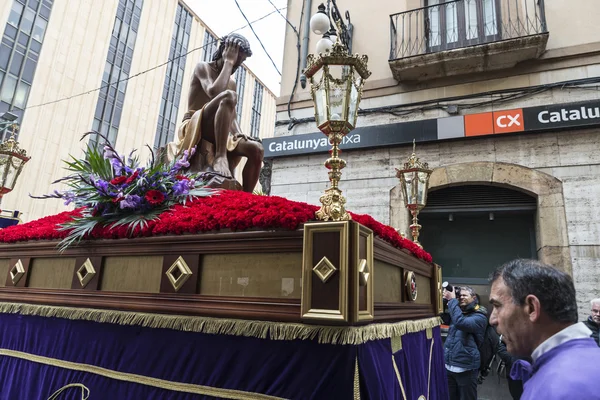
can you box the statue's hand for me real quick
[223,39,240,66]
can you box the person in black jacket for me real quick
[584,298,600,347]
[443,286,487,400]
[497,336,525,400]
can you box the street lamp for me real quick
[395,141,432,247]
[0,124,30,205]
[305,2,370,221]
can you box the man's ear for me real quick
[525,294,542,323]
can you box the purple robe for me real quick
[514,331,600,399]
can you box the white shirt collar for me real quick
[531,322,592,362]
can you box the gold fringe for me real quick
[0,302,441,346]
[0,349,285,400]
[426,327,432,340]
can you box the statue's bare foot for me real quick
[212,156,233,178]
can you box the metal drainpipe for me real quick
[300,0,313,88]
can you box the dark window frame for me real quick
[234,66,246,123]
[91,0,143,146]
[0,0,53,139]
[250,81,263,138]
[154,3,192,149]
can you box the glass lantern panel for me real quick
[314,84,328,126]
[0,154,9,187]
[326,64,349,122]
[403,171,416,205]
[416,171,430,205]
[347,78,360,128]
[2,157,23,190]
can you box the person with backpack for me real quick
[443,285,488,400]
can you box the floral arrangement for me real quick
[2,190,432,262]
[31,133,215,251]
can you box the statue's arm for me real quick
[196,42,238,98]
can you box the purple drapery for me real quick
[0,313,448,399]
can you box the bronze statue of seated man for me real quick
[166,33,264,192]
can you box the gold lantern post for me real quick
[0,124,30,206]
[304,28,371,221]
[395,140,432,247]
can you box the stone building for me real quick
[266,0,600,315]
[0,0,276,221]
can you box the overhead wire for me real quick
[233,0,282,76]
[265,0,303,122]
[277,76,600,126]
[19,7,287,113]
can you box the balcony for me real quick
[389,0,549,82]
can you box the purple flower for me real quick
[110,157,123,176]
[172,180,190,196]
[103,146,117,160]
[95,179,109,193]
[119,194,142,209]
[63,191,76,206]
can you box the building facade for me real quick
[268,0,600,316]
[0,0,276,221]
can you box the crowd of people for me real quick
[442,259,600,400]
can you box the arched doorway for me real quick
[389,161,572,305]
[419,185,537,304]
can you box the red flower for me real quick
[145,190,165,205]
[112,196,124,204]
[125,170,139,184]
[110,176,127,185]
[175,175,189,181]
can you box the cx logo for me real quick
[493,109,524,133]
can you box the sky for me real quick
[185,0,289,96]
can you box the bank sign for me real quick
[263,100,600,158]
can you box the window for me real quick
[250,82,263,138]
[202,31,218,62]
[154,3,192,149]
[0,0,53,139]
[426,0,499,52]
[91,0,143,146]
[234,66,246,122]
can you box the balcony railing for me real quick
[390,0,547,60]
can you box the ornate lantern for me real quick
[304,16,370,221]
[0,124,30,204]
[395,141,432,247]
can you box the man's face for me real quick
[458,289,475,308]
[592,303,600,324]
[489,278,534,357]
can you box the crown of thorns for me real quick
[212,34,252,61]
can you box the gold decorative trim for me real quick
[435,264,443,314]
[0,302,441,346]
[392,355,407,400]
[405,271,418,302]
[76,258,96,288]
[166,256,193,292]
[353,356,361,400]
[391,336,402,354]
[426,327,432,340]
[312,256,337,283]
[9,259,25,285]
[301,221,349,322]
[354,223,374,322]
[0,349,285,400]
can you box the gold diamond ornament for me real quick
[76,258,96,288]
[10,259,25,285]
[358,259,369,286]
[166,256,193,291]
[313,256,337,283]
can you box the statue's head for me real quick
[212,33,252,73]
